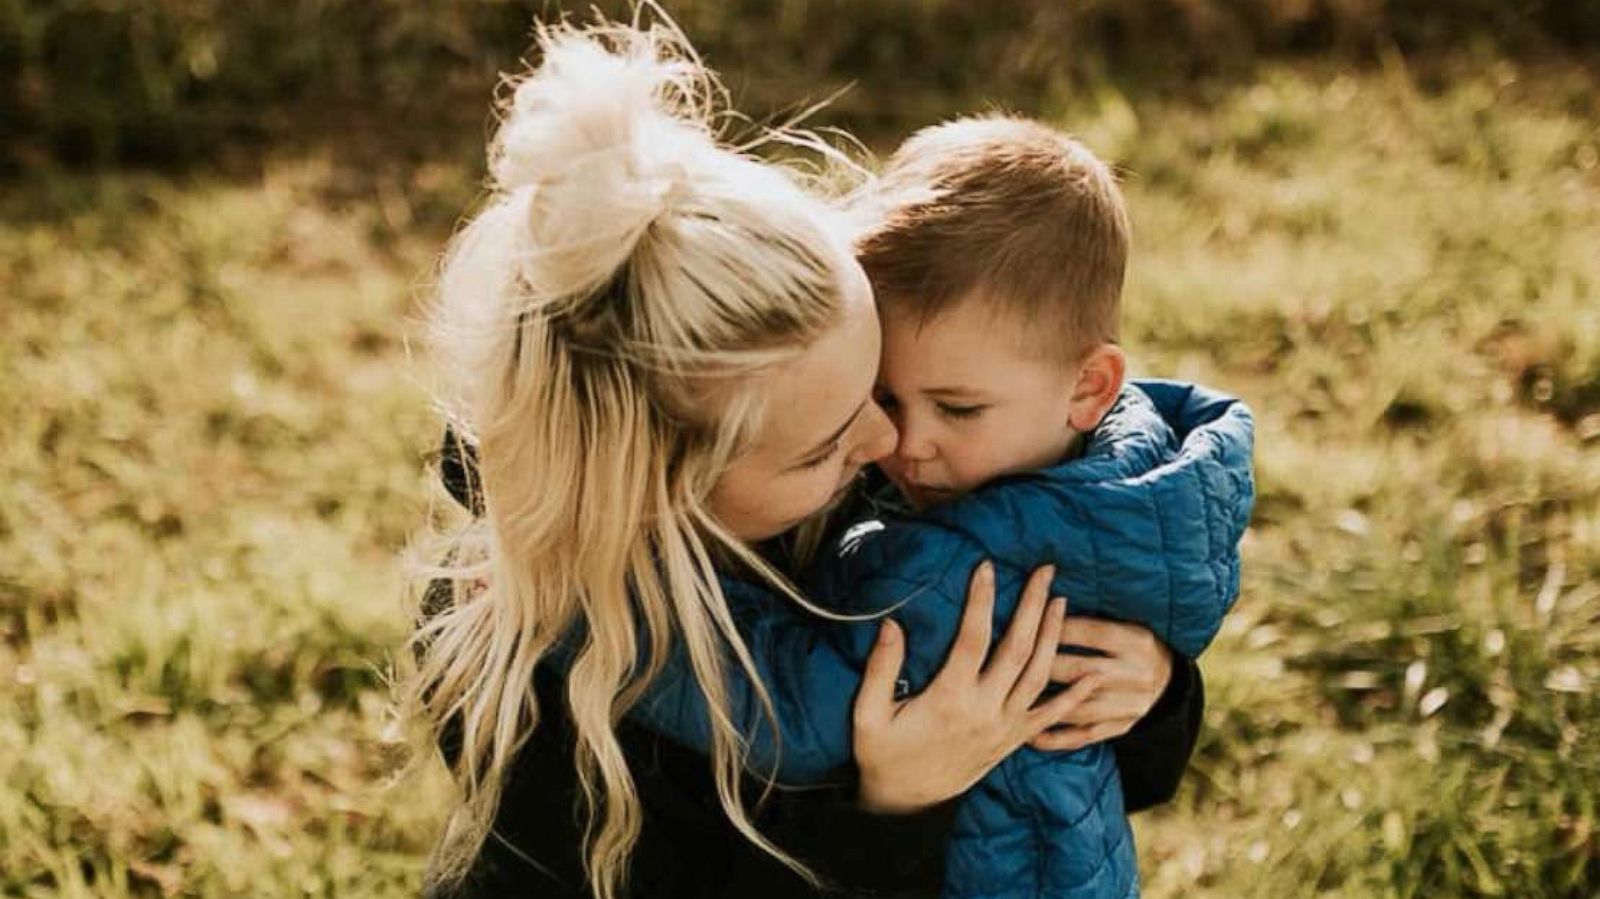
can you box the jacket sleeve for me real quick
[621,525,987,785]
[1131,378,1256,650]
[1048,382,1255,658]
[620,580,887,785]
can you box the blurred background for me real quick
[2,1,1597,896]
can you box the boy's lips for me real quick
[881,465,957,505]
[902,479,957,504]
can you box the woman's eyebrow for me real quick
[795,401,865,463]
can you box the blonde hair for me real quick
[857,115,1129,363]
[407,13,855,898]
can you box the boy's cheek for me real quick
[950,430,1037,490]
[946,433,1004,482]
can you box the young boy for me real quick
[783,116,1251,898]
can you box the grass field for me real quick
[2,55,1597,897]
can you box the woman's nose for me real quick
[850,400,899,464]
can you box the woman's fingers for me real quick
[1048,680,1167,730]
[1049,653,1115,687]
[1027,718,1135,752]
[1048,653,1088,685]
[1006,597,1066,712]
[943,562,997,680]
[1044,654,1147,722]
[1023,672,1100,733]
[1057,615,1149,655]
[854,618,906,732]
[980,564,1054,692]
[1050,626,1173,723]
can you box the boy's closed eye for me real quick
[935,401,987,420]
[874,386,989,421]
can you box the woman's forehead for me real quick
[753,285,880,460]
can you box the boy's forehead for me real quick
[883,292,1045,356]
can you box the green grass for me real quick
[3,59,1597,897]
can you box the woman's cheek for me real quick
[805,466,839,505]
[771,472,827,524]
[756,459,851,536]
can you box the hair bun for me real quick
[487,23,711,302]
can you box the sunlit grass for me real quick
[2,59,1596,897]
[1,155,450,896]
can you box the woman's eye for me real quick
[937,403,986,420]
[799,440,842,470]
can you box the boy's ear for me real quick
[1066,344,1127,432]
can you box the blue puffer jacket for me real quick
[627,379,1255,899]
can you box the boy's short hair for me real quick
[857,115,1128,363]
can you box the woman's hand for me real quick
[851,562,1097,815]
[1027,613,1175,752]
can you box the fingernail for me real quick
[979,561,994,583]
[879,619,899,644]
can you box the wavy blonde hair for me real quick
[406,12,859,899]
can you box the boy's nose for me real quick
[895,414,937,463]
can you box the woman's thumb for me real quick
[855,618,905,726]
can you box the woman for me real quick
[409,16,1201,899]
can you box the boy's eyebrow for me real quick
[794,402,865,464]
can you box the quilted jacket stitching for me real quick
[1150,484,1174,644]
